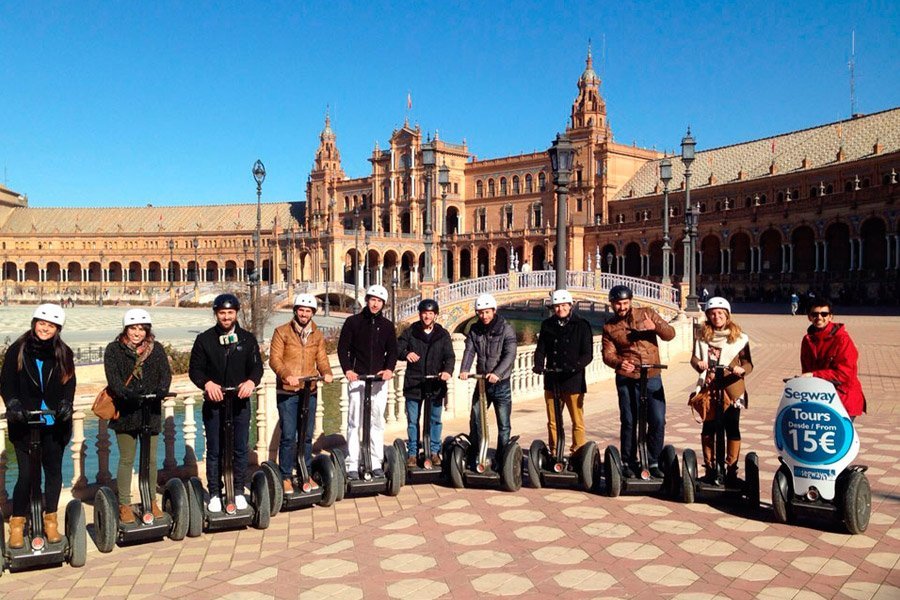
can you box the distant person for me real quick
[800,299,866,420]
[790,293,799,316]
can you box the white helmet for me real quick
[475,293,497,311]
[123,308,152,327]
[293,293,318,311]
[32,303,66,328]
[365,284,389,302]
[705,297,731,314]
[551,289,574,306]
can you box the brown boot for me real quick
[150,501,165,519]
[431,453,442,467]
[701,435,716,480]
[283,478,294,494]
[119,504,136,524]
[726,440,742,484]
[8,516,26,549]
[43,512,61,543]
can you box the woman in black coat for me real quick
[0,304,75,549]
[103,309,172,523]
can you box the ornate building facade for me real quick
[1,48,898,305]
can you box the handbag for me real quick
[92,372,134,421]
[687,386,712,423]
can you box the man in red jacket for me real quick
[800,299,866,419]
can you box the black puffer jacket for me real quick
[1,337,76,443]
[104,339,172,434]
[397,322,455,400]
[459,315,517,380]
[533,314,594,394]
[189,324,264,394]
[337,308,398,376]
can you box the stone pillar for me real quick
[823,243,829,271]
[697,250,703,276]
[856,238,863,270]
[850,239,856,271]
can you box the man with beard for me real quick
[269,293,334,493]
[397,299,455,467]
[189,294,263,512]
[337,285,398,479]
[601,285,676,478]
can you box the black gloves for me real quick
[4,398,27,424]
[56,401,73,422]
[532,365,544,375]
[121,389,144,410]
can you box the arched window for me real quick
[532,202,542,228]
[476,180,484,198]
[500,177,507,195]
[512,176,520,194]
[344,197,350,212]
[538,172,546,191]
[525,174,533,193]
[488,179,495,197]
[810,186,818,198]
[503,204,513,229]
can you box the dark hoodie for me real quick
[397,321,456,399]
[337,307,398,376]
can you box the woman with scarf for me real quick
[690,297,753,483]
[1,304,75,549]
[103,308,172,523]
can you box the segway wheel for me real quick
[603,446,622,498]
[385,445,404,497]
[744,453,760,510]
[578,442,600,493]
[330,449,347,502]
[842,470,871,534]
[659,445,678,498]
[527,440,545,489]
[93,487,118,553]
[251,471,271,530]
[312,455,338,507]
[449,444,465,489]
[64,500,87,568]
[393,438,408,486]
[772,465,793,525]
[261,460,283,517]
[164,478,189,541]
[186,477,206,537]
[0,514,5,576]
[501,442,523,492]
[681,449,697,504]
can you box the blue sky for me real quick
[2,1,898,207]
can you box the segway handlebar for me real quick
[639,363,668,370]
[423,374,442,380]
[24,409,56,425]
[222,386,239,392]
[137,392,178,400]
[297,375,325,383]
[359,374,383,382]
[543,367,572,375]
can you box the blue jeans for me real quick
[469,379,512,454]
[615,374,666,467]
[405,396,444,456]
[276,393,317,479]
[203,398,251,496]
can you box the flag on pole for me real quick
[407,92,412,110]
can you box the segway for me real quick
[261,376,340,513]
[331,374,404,497]
[526,368,601,492]
[393,375,444,486]
[94,393,190,552]
[0,410,86,573]
[680,366,760,509]
[604,364,678,497]
[186,386,270,534]
[772,376,870,534]
[446,374,523,492]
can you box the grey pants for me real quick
[116,431,158,505]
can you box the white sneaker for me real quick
[234,494,249,511]
[207,496,222,513]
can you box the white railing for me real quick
[397,271,679,322]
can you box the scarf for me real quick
[120,336,154,379]
[292,318,313,346]
[26,335,55,360]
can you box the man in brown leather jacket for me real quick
[601,285,676,478]
[269,293,334,492]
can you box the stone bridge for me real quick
[397,271,680,331]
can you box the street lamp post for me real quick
[438,160,450,284]
[353,205,360,313]
[364,231,371,287]
[391,268,399,323]
[680,129,699,312]
[2,254,7,306]
[193,237,199,291]
[98,251,104,307]
[421,142,435,283]
[606,252,613,275]
[548,133,575,290]
[252,159,266,339]
[660,156,673,285]
[168,239,175,293]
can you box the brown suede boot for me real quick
[43,512,61,543]
[8,516,26,549]
[726,440,742,484]
[150,501,165,519]
[119,504,136,524]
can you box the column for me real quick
[82,268,88,281]
[103,268,109,282]
[40,269,45,283]
[823,243,829,272]
[788,243,794,273]
[17,268,23,282]
[856,238,863,270]
[814,241,820,272]
[850,239,856,271]
[781,244,787,273]
[720,249,726,275]
[697,250,703,276]
[895,234,900,269]
[727,248,733,274]
[886,235,892,270]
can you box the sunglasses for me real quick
[808,311,831,318]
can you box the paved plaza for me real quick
[0,312,898,598]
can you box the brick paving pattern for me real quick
[1,312,898,598]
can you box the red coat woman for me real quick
[800,305,866,417]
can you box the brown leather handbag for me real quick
[687,386,712,423]
[91,372,133,421]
